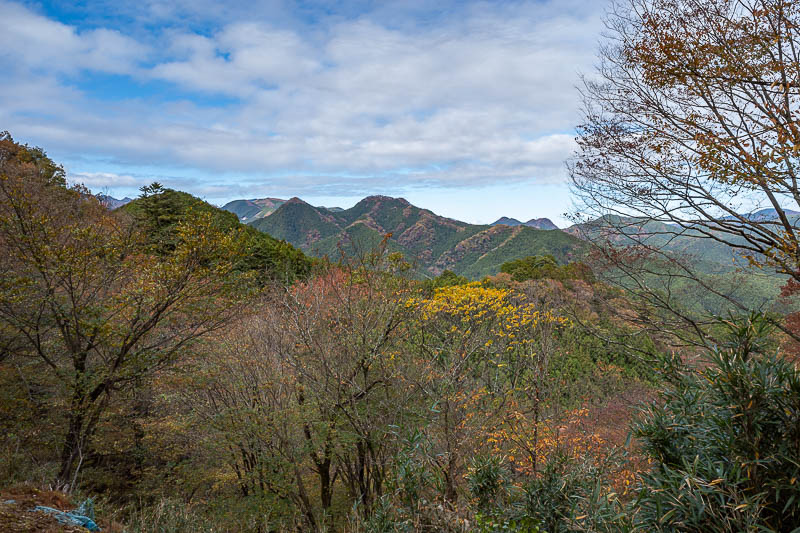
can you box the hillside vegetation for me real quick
[251,195,587,278]
[123,185,313,283]
[570,215,791,315]
[246,194,787,315]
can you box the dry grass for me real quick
[0,485,84,532]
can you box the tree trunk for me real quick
[319,456,332,510]
[444,453,457,503]
[356,439,370,512]
[58,409,84,487]
[293,465,318,532]
[443,401,458,503]
[57,378,106,490]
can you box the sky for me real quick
[0,0,608,226]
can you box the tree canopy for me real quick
[570,0,800,343]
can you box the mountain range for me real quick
[242,195,584,278]
[96,190,791,311]
[100,191,794,303]
[722,208,800,221]
[491,216,559,230]
[217,194,797,282]
[567,210,800,270]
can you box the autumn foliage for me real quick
[3,1,800,528]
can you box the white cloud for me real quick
[1,0,604,203]
[69,171,142,188]
[0,1,148,74]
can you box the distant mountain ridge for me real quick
[96,194,132,209]
[227,192,795,289]
[250,195,584,278]
[222,198,287,222]
[491,216,558,230]
[566,209,800,267]
[721,208,800,222]
[564,211,797,313]
[222,198,345,222]
[224,197,559,231]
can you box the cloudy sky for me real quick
[1,0,607,225]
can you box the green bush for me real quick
[631,313,800,532]
[520,453,627,533]
[500,255,595,283]
[423,269,469,292]
[467,455,539,533]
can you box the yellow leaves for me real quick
[416,282,512,319]
[411,284,568,339]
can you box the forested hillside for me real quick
[246,194,787,314]
[252,195,587,278]
[0,134,662,530]
[122,185,312,283]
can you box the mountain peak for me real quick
[286,196,312,205]
[222,197,288,222]
[525,218,558,230]
[361,195,410,205]
[491,216,558,230]
[491,217,523,226]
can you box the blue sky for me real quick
[0,0,607,225]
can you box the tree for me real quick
[274,251,415,523]
[500,255,595,283]
[570,0,800,343]
[0,136,251,488]
[411,283,568,501]
[185,248,415,531]
[181,310,320,529]
[123,186,312,283]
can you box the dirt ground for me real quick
[0,485,92,532]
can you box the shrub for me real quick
[500,255,595,283]
[631,313,800,532]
